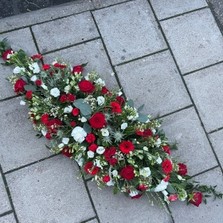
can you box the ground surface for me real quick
[0,0,223,223]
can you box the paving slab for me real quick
[209,129,223,168]
[93,0,166,65]
[0,0,94,33]
[0,28,37,100]
[185,63,223,132]
[0,97,52,172]
[150,0,207,20]
[44,39,118,89]
[161,8,223,74]
[85,218,98,223]
[0,214,16,223]
[32,12,99,53]
[87,181,173,223]
[0,174,11,215]
[171,167,223,223]
[93,0,128,8]
[6,156,95,223]
[116,51,191,117]
[161,107,217,175]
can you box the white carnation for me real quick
[96,146,105,154]
[29,62,40,73]
[156,157,162,164]
[87,151,94,158]
[30,75,37,82]
[50,87,60,97]
[71,126,87,143]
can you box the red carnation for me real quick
[61,147,72,158]
[59,94,67,103]
[86,133,96,144]
[42,64,51,70]
[84,161,100,175]
[2,49,13,61]
[88,144,98,152]
[14,79,27,93]
[72,65,83,73]
[67,93,76,102]
[25,90,33,100]
[31,54,43,60]
[119,140,134,154]
[110,101,122,113]
[89,112,106,129]
[120,165,135,180]
[41,114,49,125]
[178,163,187,176]
[189,192,203,207]
[35,79,42,86]
[72,108,80,116]
[162,145,171,155]
[116,96,125,106]
[78,80,95,94]
[161,159,173,174]
[102,175,110,183]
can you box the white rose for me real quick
[62,138,69,145]
[96,146,105,154]
[139,167,151,177]
[97,96,105,106]
[71,126,87,143]
[101,128,109,136]
[121,123,128,130]
[50,87,60,97]
[154,180,168,192]
[64,106,73,113]
[13,66,25,74]
[87,151,94,158]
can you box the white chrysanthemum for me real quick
[71,126,87,143]
[97,96,105,106]
[96,146,105,154]
[13,66,25,74]
[154,180,168,192]
[121,123,128,130]
[20,100,26,106]
[29,62,40,73]
[50,87,60,97]
[30,75,37,82]
[87,151,94,158]
[64,106,73,113]
[139,167,151,177]
[101,128,109,136]
[62,138,69,145]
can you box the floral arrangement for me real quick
[0,39,222,210]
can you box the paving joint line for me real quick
[4,154,58,175]
[0,95,19,103]
[148,0,223,177]
[29,27,41,54]
[81,216,98,223]
[191,165,220,178]
[90,11,125,98]
[0,164,19,223]
[114,48,168,67]
[41,37,101,56]
[0,210,13,218]
[208,126,223,134]
[159,6,209,22]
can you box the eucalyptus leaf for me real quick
[83,123,92,133]
[126,99,134,108]
[24,84,37,92]
[73,99,92,117]
[167,184,176,194]
[137,113,149,123]
[138,104,145,112]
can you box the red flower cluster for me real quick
[136,129,153,137]
[189,192,203,207]
[78,80,95,94]
[72,65,83,73]
[161,159,173,174]
[119,140,134,154]
[177,163,187,176]
[59,93,76,103]
[89,112,106,129]
[2,49,13,61]
[14,79,27,93]
[120,165,135,180]
[84,161,100,175]
[104,147,117,166]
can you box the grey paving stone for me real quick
[150,0,207,20]
[209,129,223,167]
[0,97,52,172]
[93,0,166,65]
[0,175,11,215]
[32,12,99,53]
[162,107,217,175]
[87,182,173,223]
[161,8,223,74]
[44,39,118,89]
[185,63,223,132]
[6,156,95,223]
[0,0,94,33]
[85,218,98,223]
[0,28,37,100]
[171,168,223,223]
[116,51,191,117]
[0,214,16,223]
[93,0,128,8]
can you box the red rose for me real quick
[78,80,95,94]
[25,90,33,100]
[42,64,51,70]
[116,96,125,106]
[168,194,178,202]
[161,159,173,174]
[61,147,72,158]
[189,192,203,207]
[84,161,100,175]
[89,112,106,129]
[67,93,76,102]
[137,184,148,191]
[178,163,187,176]
[162,145,171,155]
[110,101,122,113]
[86,133,96,144]
[88,144,98,152]
[41,114,49,125]
[101,86,109,95]
[102,175,110,183]
[70,121,76,127]
[35,79,42,86]
[59,94,67,103]
[31,54,43,60]
[72,65,83,73]
[72,108,80,116]
[119,140,134,154]
[14,79,26,93]
[120,165,135,180]
[45,132,52,140]
[104,147,117,166]
[2,49,13,61]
